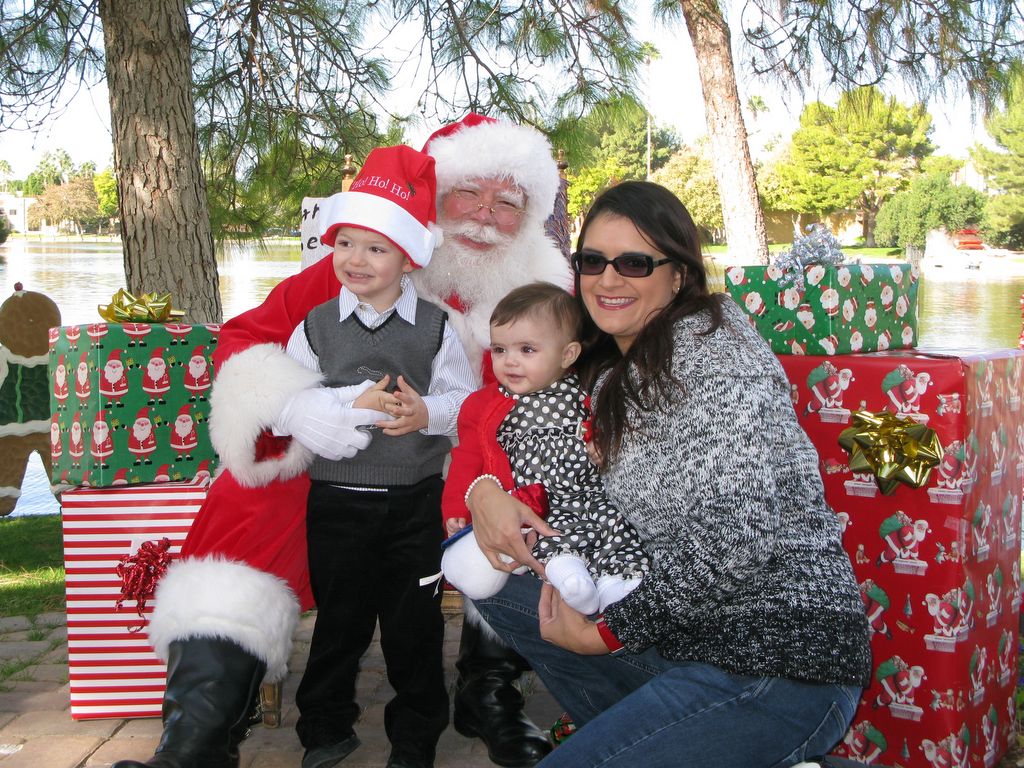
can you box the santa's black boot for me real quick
[111,637,267,768]
[452,622,552,767]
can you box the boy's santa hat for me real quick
[422,113,559,228]
[319,145,439,269]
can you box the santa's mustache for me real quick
[445,220,514,247]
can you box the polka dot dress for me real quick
[497,374,650,580]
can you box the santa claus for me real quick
[49,415,62,461]
[74,351,91,407]
[169,404,198,460]
[90,410,114,466]
[141,347,171,405]
[99,348,129,407]
[68,412,85,467]
[52,354,69,409]
[115,115,567,768]
[183,346,212,401]
[128,407,157,465]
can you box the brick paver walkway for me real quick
[0,610,561,768]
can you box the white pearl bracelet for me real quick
[464,474,502,506]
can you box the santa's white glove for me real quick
[272,387,387,461]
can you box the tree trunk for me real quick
[678,0,770,264]
[98,0,221,323]
[861,200,877,247]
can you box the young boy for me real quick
[441,282,649,615]
[274,145,475,768]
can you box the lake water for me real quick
[4,239,1024,516]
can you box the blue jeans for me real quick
[474,574,861,768]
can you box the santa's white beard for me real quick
[133,423,152,442]
[93,425,109,444]
[77,366,88,386]
[175,418,193,438]
[417,222,540,318]
[70,424,82,444]
[188,360,206,379]
[105,364,123,385]
[55,367,66,387]
[51,428,60,446]
[148,361,165,380]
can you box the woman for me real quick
[464,181,871,767]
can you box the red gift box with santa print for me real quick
[48,322,220,487]
[61,478,208,719]
[777,349,1023,768]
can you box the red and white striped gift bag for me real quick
[61,478,208,719]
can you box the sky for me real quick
[0,12,989,180]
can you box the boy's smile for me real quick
[331,225,414,312]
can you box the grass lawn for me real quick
[0,514,65,618]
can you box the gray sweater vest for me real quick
[304,297,451,487]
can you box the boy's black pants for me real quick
[296,475,449,758]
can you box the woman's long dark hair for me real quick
[576,181,724,467]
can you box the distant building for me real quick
[0,192,37,233]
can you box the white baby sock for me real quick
[596,573,642,611]
[545,555,600,615]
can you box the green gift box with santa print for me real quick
[48,321,220,487]
[723,262,920,355]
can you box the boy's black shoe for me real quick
[385,747,434,768]
[300,733,360,768]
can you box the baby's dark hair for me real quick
[490,282,581,341]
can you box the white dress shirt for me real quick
[284,274,475,436]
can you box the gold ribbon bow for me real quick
[98,289,185,323]
[838,410,943,495]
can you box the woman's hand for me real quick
[467,479,558,576]
[538,583,608,655]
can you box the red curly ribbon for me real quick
[116,538,173,632]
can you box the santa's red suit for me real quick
[148,118,570,690]
[148,254,341,682]
[129,117,570,768]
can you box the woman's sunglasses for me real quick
[571,250,674,278]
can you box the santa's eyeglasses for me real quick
[571,250,674,278]
[449,188,524,226]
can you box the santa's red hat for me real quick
[94,410,108,425]
[107,349,123,362]
[72,411,81,425]
[78,351,89,365]
[191,345,206,359]
[320,145,439,269]
[422,113,559,227]
[57,354,66,367]
[136,406,150,420]
[150,347,165,360]
[177,404,192,417]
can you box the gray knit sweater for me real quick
[601,298,871,687]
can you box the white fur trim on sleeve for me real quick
[209,343,321,488]
[147,557,300,682]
